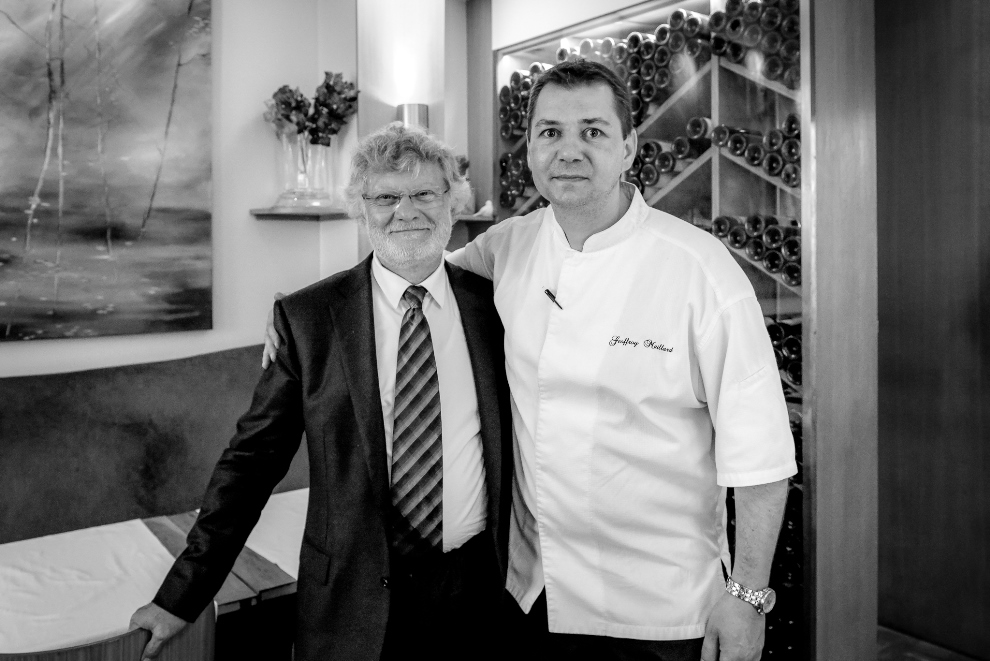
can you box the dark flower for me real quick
[263,73,358,145]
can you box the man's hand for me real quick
[700,592,765,661]
[129,602,189,660]
[261,292,285,369]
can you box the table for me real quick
[0,488,309,656]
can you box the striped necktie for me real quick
[390,285,443,555]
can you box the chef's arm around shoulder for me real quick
[729,478,788,587]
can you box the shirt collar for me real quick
[371,254,448,311]
[543,182,647,252]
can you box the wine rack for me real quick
[493,1,807,657]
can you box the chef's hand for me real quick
[700,592,765,661]
[129,602,188,661]
[261,292,285,369]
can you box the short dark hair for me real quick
[526,60,634,139]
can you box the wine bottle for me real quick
[508,178,525,197]
[615,63,630,81]
[499,122,513,140]
[727,131,763,155]
[763,151,785,177]
[668,9,687,30]
[628,155,643,177]
[639,163,661,187]
[599,38,615,59]
[712,34,729,57]
[785,359,802,386]
[726,16,746,41]
[626,53,643,73]
[499,190,516,209]
[629,93,644,117]
[498,85,512,105]
[780,39,800,63]
[782,113,800,137]
[687,38,712,63]
[529,62,554,77]
[762,55,785,80]
[673,135,711,159]
[763,128,785,152]
[781,235,801,262]
[781,137,801,163]
[639,59,657,82]
[499,172,512,189]
[774,348,786,369]
[555,46,571,63]
[668,31,687,53]
[656,150,689,173]
[745,143,767,166]
[498,104,511,122]
[760,30,783,54]
[763,249,785,273]
[684,13,711,39]
[710,11,730,34]
[498,152,511,173]
[782,262,801,287]
[745,214,777,237]
[760,6,783,31]
[579,38,602,58]
[626,31,651,53]
[627,73,644,94]
[743,0,765,24]
[687,117,714,140]
[510,70,531,90]
[508,155,525,176]
[640,80,661,104]
[509,91,523,110]
[639,37,658,60]
[639,139,669,163]
[654,45,673,67]
[781,163,801,188]
[781,13,800,39]
[654,67,673,91]
[725,0,745,17]
[726,41,747,64]
[612,40,630,63]
[728,225,750,249]
[762,225,797,250]
[712,215,743,238]
[654,24,672,46]
[626,173,645,193]
[766,319,785,347]
[741,23,764,48]
[746,237,768,261]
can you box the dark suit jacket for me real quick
[154,256,512,661]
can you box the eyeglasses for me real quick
[361,188,449,208]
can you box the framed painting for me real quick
[0,0,212,341]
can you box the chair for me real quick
[0,606,214,661]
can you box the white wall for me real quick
[492,0,642,50]
[444,0,469,158]
[0,0,359,377]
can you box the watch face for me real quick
[761,588,777,613]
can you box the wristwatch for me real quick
[725,577,776,615]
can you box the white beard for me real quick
[366,212,453,266]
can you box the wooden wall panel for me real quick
[875,1,990,657]
[804,0,879,658]
[0,347,309,544]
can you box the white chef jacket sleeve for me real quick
[445,231,496,281]
[697,295,798,487]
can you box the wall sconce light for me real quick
[396,103,429,130]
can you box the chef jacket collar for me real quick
[543,182,647,253]
[371,253,448,311]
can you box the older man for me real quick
[131,122,512,661]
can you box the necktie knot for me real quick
[403,285,428,310]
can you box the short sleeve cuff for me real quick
[717,460,798,488]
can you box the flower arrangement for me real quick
[263,71,359,145]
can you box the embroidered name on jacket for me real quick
[609,336,674,353]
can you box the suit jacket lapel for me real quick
[328,255,390,510]
[446,263,503,544]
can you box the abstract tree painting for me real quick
[0,0,211,341]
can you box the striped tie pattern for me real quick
[390,285,443,555]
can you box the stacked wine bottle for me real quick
[712,112,800,188]
[712,213,801,287]
[625,116,712,193]
[497,151,542,211]
[711,0,801,88]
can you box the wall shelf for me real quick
[250,207,350,221]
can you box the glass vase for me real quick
[274,132,335,208]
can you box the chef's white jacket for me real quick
[448,185,797,640]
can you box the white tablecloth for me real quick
[244,488,309,580]
[0,519,177,653]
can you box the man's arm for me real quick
[701,478,788,661]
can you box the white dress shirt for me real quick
[448,185,797,639]
[371,255,488,552]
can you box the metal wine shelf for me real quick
[718,58,799,102]
[645,148,713,207]
[720,150,801,198]
[718,235,803,297]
